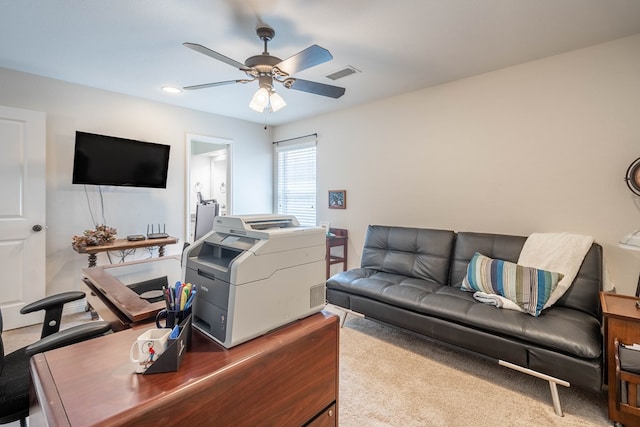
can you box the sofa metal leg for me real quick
[340,312,348,327]
[341,308,364,327]
[499,360,570,417]
[548,380,563,417]
[324,304,364,328]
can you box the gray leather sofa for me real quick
[326,225,603,414]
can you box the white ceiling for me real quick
[2,0,640,126]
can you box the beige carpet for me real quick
[335,309,609,427]
[4,310,610,426]
[2,311,95,354]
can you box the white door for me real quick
[0,105,47,330]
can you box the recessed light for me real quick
[161,86,181,94]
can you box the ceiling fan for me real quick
[183,25,346,112]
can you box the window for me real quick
[275,138,316,226]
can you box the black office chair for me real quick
[0,291,112,426]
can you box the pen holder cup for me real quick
[143,314,192,375]
[156,307,192,329]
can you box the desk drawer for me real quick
[305,403,337,427]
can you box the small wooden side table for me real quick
[601,291,640,426]
[73,236,179,267]
[326,228,348,279]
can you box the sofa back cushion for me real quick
[451,231,603,318]
[361,225,455,285]
[450,232,526,286]
[553,243,602,317]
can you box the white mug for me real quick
[129,328,171,373]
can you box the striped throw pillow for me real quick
[461,252,563,316]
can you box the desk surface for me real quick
[30,311,339,427]
[82,256,182,323]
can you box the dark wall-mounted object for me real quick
[625,157,640,196]
[72,131,170,188]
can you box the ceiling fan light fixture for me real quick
[185,25,345,113]
[269,91,286,112]
[249,87,270,112]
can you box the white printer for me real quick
[182,214,326,348]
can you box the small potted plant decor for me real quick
[72,224,117,250]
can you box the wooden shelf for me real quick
[326,228,348,279]
[73,236,179,267]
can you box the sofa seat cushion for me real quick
[328,271,601,359]
[419,288,601,359]
[327,268,445,305]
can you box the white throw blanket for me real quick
[472,293,522,312]
[517,232,594,309]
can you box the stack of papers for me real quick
[622,343,640,351]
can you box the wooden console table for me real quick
[73,236,179,267]
[326,228,348,279]
[601,291,640,427]
[30,311,339,426]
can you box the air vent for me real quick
[326,66,360,81]
[310,283,326,308]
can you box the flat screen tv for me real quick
[72,131,170,188]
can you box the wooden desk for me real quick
[601,291,640,427]
[73,236,179,267]
[30,312,339,427]
[326,228,348,279]
[82,257,182,331]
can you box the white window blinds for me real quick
[275,138,316,226]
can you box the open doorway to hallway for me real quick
[186,133,232,242]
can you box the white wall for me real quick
[0,67,273,296]
[3,33,640,298]
[275,34,640,296]
[212,156,227,211]
[190,154,212,211]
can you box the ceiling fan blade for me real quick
[183,42,251,71]
[275,45,333,76]
[183,80,250,90]
[286,78,345,99]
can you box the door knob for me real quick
[32,224,43,232]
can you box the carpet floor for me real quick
[2,311,95,354]
[336,309,609,427]
[3,309,610,426]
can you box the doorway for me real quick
[185,133,232,242]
